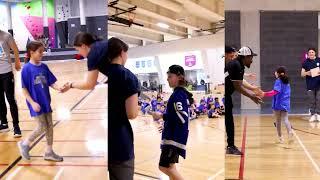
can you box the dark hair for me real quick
[73,32,98,47]
[225,46,236,53]
[107,37,129,61]
[25,41,44,62]
[307,47,317,55]
[276,66,289,84]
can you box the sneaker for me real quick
[0,124,9,133]
[316,114,320,122]
[275,136,284,144]
[226,146,242,155]
[17,141,30,160]
[13,126,22,138]
[310,122,316,128]
[44,151,63,162]
[288,133,294,145]
[309,115,316,122]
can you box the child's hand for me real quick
[31,102,41,112]
[152,112,163,120]
[60,82,71,93]
[156,120,164,133]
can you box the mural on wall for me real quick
[17,0,56,48]
[0,0,56,50]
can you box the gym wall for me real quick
[260,11,318,114]
[0,0,55,50]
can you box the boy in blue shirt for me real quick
[141,98,151,115]
[152,65,193,179]
[151,95,158,111]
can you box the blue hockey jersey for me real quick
[161,87,192,159]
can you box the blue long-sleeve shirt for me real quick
[161,87,191,159]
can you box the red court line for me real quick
[18,163,107,167]
[0,164,9,166]
[239,117,248,180]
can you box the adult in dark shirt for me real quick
[301,48,320,122]
[225,46,263,155]
[225,45,256,81]
[66,32,139,180]
[225,46,237,63]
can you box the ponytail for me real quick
[276,66,289,84]
[279,73,289,84]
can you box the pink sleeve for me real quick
[264,90,279,97]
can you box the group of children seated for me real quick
[139,93,224,120]
[191,95,225,119]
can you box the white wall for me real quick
[69,0,106,17]
[205,48,224,86]
[128,31,224,58]
[126,32,224,93]
[157,51,204,92]
[125,57,158,74]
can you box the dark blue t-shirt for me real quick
[106,64,140,162]
[151,99,157,111]
[87,40,108,74]
[21,62,57,117]
[214,102,221,108]
[141,102,150,114]
[87,40,140,162]
[302,58,320,90]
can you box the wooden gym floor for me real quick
[0,60,224,180]
[226,115,320,180]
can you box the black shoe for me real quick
[0,124,9,133]
[13,126,22,138]
[226,146,242,155]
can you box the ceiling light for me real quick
[157,22,169,29]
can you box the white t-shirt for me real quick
[0,30,14,74]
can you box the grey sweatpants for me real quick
[307,89,320,115]
[28,113,53,145]
[108,158,134,180]
[274,111,292,137]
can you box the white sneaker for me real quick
[309,115,316,122]
[316,114,320,122]
[310,122,316,128]
[275,136,284,144]
[288,132,294,145]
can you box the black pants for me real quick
[225,95,234,147]
[108,158,134,180]
[0,72,19,127]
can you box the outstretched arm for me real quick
[263,90,279,97]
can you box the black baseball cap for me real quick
[167,65,185,76]
[225,46,236,53]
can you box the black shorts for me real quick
[159,147,179,168]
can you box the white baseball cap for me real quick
[238,46,257,56]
